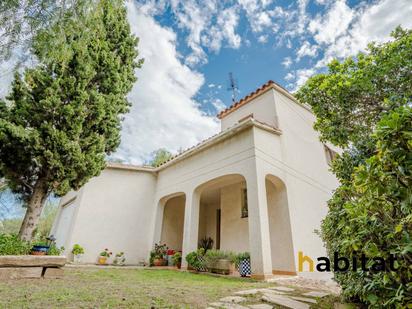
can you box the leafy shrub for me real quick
[71,244,84,255]
[204,249,235,269]
[320,106,412,307]
[48,244,64,255]
[172,252,181,265]
[185,248,206,271]
[0,233,31,255]
[234,252,250,268]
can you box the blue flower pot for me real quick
[31,245,50,255]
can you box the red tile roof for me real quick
[217,80,303,119]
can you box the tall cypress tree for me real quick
[0,0,142,241]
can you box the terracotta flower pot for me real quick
[98,256,108,265]
[31,251,46,256]
[153,258,164,266]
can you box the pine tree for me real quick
[0,0,143,241]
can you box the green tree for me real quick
[0,0,79,61]
[0,0,142,241]
[149,148,173,167]
[296,27,412,307]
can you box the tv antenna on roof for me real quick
[227,72,239,103]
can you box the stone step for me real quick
[262,294,310,309]
[43,267,64,279]
[302,291,329,298]
[0,255,66,267]
[0,267,42,279]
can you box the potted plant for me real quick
[172,252,182,269]
[113,252,126,266]
[71,244,85,263]
[235,252,251,277]
[198,236,214,252]
[186,248,207,272]
[166,249,175,266]
[31,242,50,255]
[205,250,236,275]
[98,248,112,265]
[150,243,167,266]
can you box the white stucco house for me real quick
[51,80,339,280]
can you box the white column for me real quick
[246,169,273,280]
[181,190,200,269]
[151,199,166,248]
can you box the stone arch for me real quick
[194,174,248,253]
[157,192,186,251]
[265,174,296,274]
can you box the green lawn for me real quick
[0,267,272,308]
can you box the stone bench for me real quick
[0,255,67,279]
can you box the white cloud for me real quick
[113,1,219,164]
[140,0,242,67]
[309,0,354,45]
[257,34,268,43]
[284,72,295,81]
[290,0,412,89]
[0,60,16,99]
[281,56,292,68]
[238,0,274,32]
[296,41,318,60]
[206,6,241,52]
[327,0,412,59]
[294,68,315,89]
[211,98,226,112]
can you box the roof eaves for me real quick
[155,118,282,171]
[106,162,156,173]
[217,80,312,119]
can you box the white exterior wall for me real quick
[57,168,157,264]
[221,90,278,131]
[220,183,249,253]
[252,90,340,279]
[51,189,83,250]
[266,178,295,273]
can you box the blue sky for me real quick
[137,0,412,114]
[1,0,411,165]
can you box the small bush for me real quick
[48,244,64,256]
[204,249,235,269]
[72,244,84,255]
[0,234,31,255]
[172,252,181,265]
[234,252,250,268]
[185,248,206,271]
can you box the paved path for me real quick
[207,285,332,309]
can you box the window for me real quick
[324,145,337,165]
[241,188,248,218]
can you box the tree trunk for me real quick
[18,179,49,242]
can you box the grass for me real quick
[0,267,272,308]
